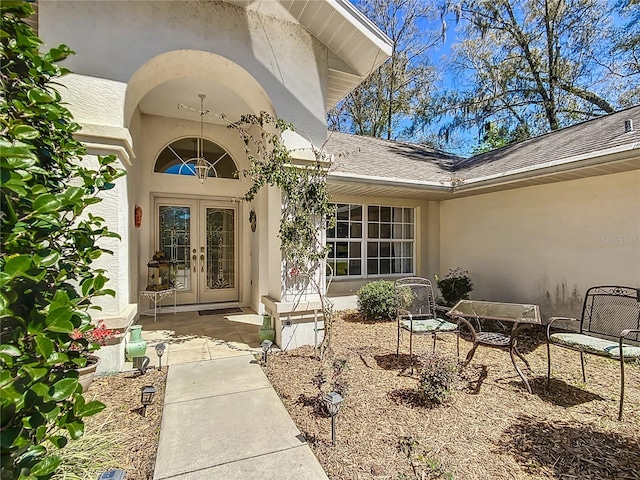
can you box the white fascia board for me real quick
[331,0,393,57]
[328,171,451,191]
[457,142,640,191]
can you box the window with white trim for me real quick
[327,203,415,278]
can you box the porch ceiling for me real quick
[137,77,252,125]
[223,0,393,109]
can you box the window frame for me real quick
[326,202,416,280]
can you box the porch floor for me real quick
[130,307,266,368]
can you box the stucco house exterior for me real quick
[36,0,393,360]
[35,0,639,370]
[325,107,640,316]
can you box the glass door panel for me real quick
[205,208,235,289]
[158,205,191,291]
[199,204,238,303]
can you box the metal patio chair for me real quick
[546,285,640,420]
[395,277,460,372]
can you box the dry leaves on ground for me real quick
[263,312,640,480]
[57,367,167,480]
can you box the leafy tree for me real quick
[1,1,124,477]
[427,0,638,139]
[329,0,440,140]
[610,0,640,105]
[471,121,531,154]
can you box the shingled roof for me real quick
[326,105,640,194]
[325,131,462,184]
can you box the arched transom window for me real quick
[154,138,238,179]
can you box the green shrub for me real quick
[1,2,124,477]
[416,353,458,406]
[357,280,410,321]
[435,268,474,306]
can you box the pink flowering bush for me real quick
[70,320,116,354]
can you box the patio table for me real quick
[447,300,542,393]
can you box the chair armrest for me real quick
[397,309,412,321]
[546,316,580,339]
[621,328,640,339]
[548,316,579,324]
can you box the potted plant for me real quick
[69,320,116,391]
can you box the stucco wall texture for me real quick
[439,170,640,319]
[39,0,328,144]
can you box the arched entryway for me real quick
[123,50,277,308]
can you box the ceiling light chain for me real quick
[176,94,218,184]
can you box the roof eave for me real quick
[454,142,640,193]
[328,171,451,191]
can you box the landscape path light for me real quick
[140,385,156,417]
[97,469,126,480]
[155,343,166,369]
[261,339,273,364]
[323,391,343,446]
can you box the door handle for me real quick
[192,254,197,272]
[200,254,205,272]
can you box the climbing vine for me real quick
[227,112,336,356]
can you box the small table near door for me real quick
[447,300,542,393]
[139,288,177,322]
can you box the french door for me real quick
[156,197,238,304]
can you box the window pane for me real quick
[326,261,335,276]
[392,258,402,274]
[349,242,361,257]
[393,224,403,239]
[380,207,391,222]
[403,242,412,257]
[327,226,335,238]
[380,242,391,257]
[380,223,391,238]
[349,260,361,275]
[404,224,414,239]
[337,204,349,220]
[393,207,403,222]
[350,205,362,221]
[336,261,348,276]
[390,242,401,257]
[337,222,349,238]
[351,222,362,238]
[367,259,378,275]
[336,242,348,258]
[380,259,391,274]
[404,208,414,223]
[328,242,335,258]
[367,242,378,257]
[368,223,379,238]
[368,205,379,221]
[403,258,413,273]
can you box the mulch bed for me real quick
[263,312,640,480]
[81,367,167,480]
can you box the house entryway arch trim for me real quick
[123,49,277,128]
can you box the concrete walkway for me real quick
[153,353,329,480]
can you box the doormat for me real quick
[198,307,243,316]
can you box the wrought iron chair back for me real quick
[546,285,640,420]
[396,277,438,320]
[395,277,460,373]
[581,286,640,344]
